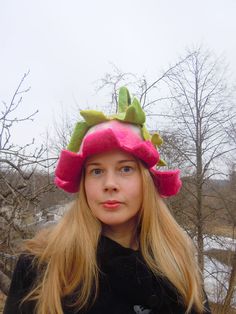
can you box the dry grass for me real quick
[205,248,235,267]
[0,292,6,314]
[207,225,236,238]
[210,302,236,314]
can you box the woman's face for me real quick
[84,149,143,230]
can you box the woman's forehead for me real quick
[85,149,137,165]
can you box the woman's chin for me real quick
[100,215,138,230]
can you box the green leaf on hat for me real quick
[80,110,109,126]
[114,112,126,121]
[65,87,167,168]
[118,87,131,113]
[151,133,163,147]
[124,97,145,124]
[157,158,167,167]
[141,125,151,140]
[67,121,89,152]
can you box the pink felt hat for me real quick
[55,120,182,197]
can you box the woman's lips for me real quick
[102,201,122,209]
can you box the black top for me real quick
[4,236,211,314]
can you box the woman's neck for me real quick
[102,223,139,250]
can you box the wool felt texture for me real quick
[3,236,211,314]
[54,87,182,197]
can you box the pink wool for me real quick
[55,121,182,197]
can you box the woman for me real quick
[4,87,211,314]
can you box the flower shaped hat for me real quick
[54,87,182,197]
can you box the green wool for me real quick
[66,87,166,167]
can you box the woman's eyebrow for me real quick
[117,159,137,164]
[86,159,136,167]
[85,162,101,167]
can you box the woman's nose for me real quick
[103,172,119,192]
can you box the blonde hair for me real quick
[23,161,205,313]
[138,165,204,313]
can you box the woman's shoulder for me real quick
[9,253,40,295]
[3,254,39,314]
[16,253,36,267]
[16,253,38,273]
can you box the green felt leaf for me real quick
[80,110,109,126]
[114,112,126,121]
[141,125,151,140]
[124,97,145,124]
[157,159,167,167]
[118,87,131,113]
[65,87,168,168]
[67,122,88,152]
[151,133,163,146]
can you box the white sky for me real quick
[0,0,236,146]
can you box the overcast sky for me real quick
[1,0,236,146]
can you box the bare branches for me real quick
[162,48,235,177]
[0,73,56,288]
[139,52,195,106]
[152,47,236,275]
[0,71,38,151]
[95,64,137,113]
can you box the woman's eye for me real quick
[121,166,133,173]
[91,168,103,176]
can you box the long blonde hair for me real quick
[23,161,205,313]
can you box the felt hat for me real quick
[54,87,182,197]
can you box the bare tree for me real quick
[0,72,56,294]
[157,47,236,272]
